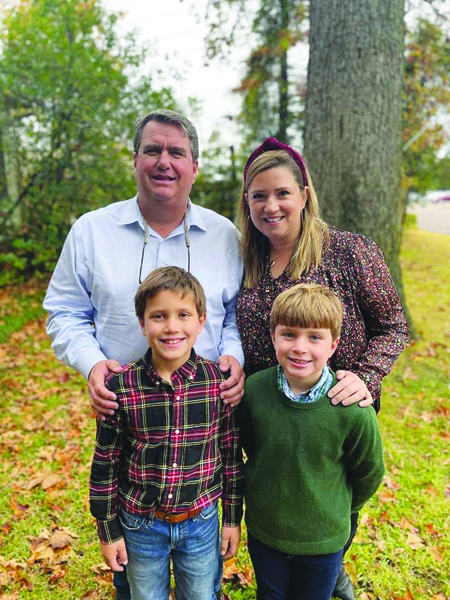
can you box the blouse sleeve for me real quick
[347,235,409,411]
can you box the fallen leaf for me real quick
[90,563,112,574]
[9,498,29,518]
[425,522,439,537]
[406,532,425,550]
[419,412,433,423]
[41,473,63,490]
[49,530,72,549]
[425,484,440,497]
[427,546,444,562]
[81,591,104,600]
[383,475,400,490]
[394,590,415,600]
[0,569,12,586]
[400,517,418,533]
[0,522,13,535]
[378,488,397,504]
[222,556,253,586]
[28,545,55,565]
[402,367,418,381]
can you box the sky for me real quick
[102,0,245,151]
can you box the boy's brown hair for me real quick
[270,283,344,341]
[135,266,206,321]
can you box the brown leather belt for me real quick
[153,507,203,523]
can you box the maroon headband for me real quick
[243,137,308,188]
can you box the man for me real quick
[44,109,244,599]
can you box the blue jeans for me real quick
[248,532,343,600]
[118,502,222,600]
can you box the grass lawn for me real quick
[0,226,449,599]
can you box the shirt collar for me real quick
[118,195,144,227]
[277,364,332,403]
[143,347,198,385]
[118,196,207,233]
[185,200,207,231]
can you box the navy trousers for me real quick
[247,532,343,600]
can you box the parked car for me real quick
[430,191,450,203]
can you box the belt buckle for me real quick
[164,513,173,523]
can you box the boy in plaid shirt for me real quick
[90,266,244,600]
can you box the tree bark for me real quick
[277,0,290,141]
[304,0,408,311]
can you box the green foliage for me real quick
[193,131,242,219]
[202,0,307,147]
[402,14,450,196]
[0,0,178,284]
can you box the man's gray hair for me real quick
[133,109,199,162]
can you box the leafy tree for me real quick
[402,15,450,199]
[199,0,450,197]
[193,129,243,219]
[201,0,307,148]
[0,0,177,283]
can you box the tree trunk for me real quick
[1,109,22,226]
[277,0,290,141]
[304,0,409,317]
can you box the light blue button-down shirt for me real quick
[44,197,244,379]
[277,364,334,403]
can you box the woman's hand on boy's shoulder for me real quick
[100,538,128,571]
[220,525,241,560]
[218,355,245,407]
[328,370,373,408]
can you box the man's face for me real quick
[134,121,198,210]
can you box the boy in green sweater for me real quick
[239,283,385,600]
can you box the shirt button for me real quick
[168,493,173,499]
[176,395,180,400]
[175,429,180,434]
[172,462,177,468]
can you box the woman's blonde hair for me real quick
[237,150,328,288]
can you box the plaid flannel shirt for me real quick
[90,349,244,544]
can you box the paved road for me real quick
[409,202,450,235]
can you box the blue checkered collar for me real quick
[277,364,333,403]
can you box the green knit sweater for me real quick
[240,366,385,555]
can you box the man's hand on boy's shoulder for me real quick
[220,525,241,560]
[218,355,245,407]
[328,370,373,408]
[100,538,128,571]
[88,359,123,420]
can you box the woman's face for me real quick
[246,167,308,247]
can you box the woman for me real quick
[236,137,409,412]
[236,137,409,600]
